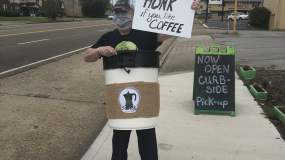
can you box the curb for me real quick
[0,46,91,79]
[203,23,209,29]
[159,38,177,67]
[202,23,224,30]
[199,20,225,30]
[197,20,209,29]
[81,125,112,160]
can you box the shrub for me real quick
[42,0,63,20]
[81,0,111,18]
[249,7,271,29]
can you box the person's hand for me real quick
[96,46,117,57]
[191,0,200,11]
[84,46,116,62]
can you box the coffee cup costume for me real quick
[90,4,161,128]
[104,41,160,130]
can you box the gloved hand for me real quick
[191,0,201,11]
[84,46,117,62]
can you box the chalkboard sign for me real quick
[193,45,235,116]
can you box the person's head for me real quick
[113,0,135,33]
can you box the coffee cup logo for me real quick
[118,88,140,113]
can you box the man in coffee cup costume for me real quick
[84,0,200,159]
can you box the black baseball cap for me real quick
[113,0,134,11]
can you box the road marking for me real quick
[0,45,91,78]
[17,38,50,45]
[0,23,113,38]
[97,29,110,32]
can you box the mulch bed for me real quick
[280,107,285,113]
[253,67,285,140]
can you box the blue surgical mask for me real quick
[113,15,132,29]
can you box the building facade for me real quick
[63,0,82,17]
[201,0,263,13]
[1,0,82,17]
[0,0,42,16]
[263,0,285,30]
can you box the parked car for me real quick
[108,15,114,20]
[227,12,248,21]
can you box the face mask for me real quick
[113,15,132,30]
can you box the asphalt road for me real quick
[206,19,251,30]
[210,30,285,69]
[0,20,115,73]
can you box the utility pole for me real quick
[221,0,225,22]
[73,0,75,21]
[205,0,209,23]
[12,0,14,10]
[233,0,238,33]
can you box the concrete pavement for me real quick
[82,32,285,160]
[160,35,213,74]
[83,72,285,160]
[0,53,107,160]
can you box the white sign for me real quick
[118,88,140,113]
[132,0,195,38]
[209,0,223,5]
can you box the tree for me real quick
[42,0,63,20]
[249,7,271,29]
[81,0,111,17]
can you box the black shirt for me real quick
[91,29,160,51]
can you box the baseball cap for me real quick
[113,0,135,11]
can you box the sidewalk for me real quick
[82,39,285,159]
[82,72,285,160]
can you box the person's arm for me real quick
[84,46,117,63]
[84,48,101,62]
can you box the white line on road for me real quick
[97,29,110,32]
[17,39,50,45]
[0,45,91,78]
[0,23,114,37]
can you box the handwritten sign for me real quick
[193,46,235,116]
[132,0,195,38]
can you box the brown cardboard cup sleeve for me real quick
[105,82,160,119]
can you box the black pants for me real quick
[111,128,158,160]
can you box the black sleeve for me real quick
[152,33,161,50]
[90,34,106,49]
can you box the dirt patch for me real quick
[253,67,285,140]
[252,84,265,92]
[242,65,252,71]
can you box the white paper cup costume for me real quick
[104,50,160,130]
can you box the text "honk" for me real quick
[143,0,177,12]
